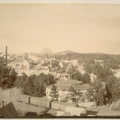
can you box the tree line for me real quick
[0,66,17,89]
[15,73,56,97]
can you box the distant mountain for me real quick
[55,50,77,55]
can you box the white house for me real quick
[28,55,40,62]
[10,58,30,69]
[59,62,64,68]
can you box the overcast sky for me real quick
[0,4,120,54]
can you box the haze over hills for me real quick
[7,49,77,56]
[28,50,119,56]
[1,48,120,58]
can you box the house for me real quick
[59,62,63,68]
[77,65,85,74]
[9,58,30,69]
[49,70,62,78]
[57,106,87,116]
[49,72,57,77]
[0,102,18,118]
[70,60,78,66]
[28,55,40,62]
[46,79,90,103]
[60,73,71,79]
[35,63,42,69]
[35,65,50,75]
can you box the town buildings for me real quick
[46,78,90,103]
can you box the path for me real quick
[0,87,47,117]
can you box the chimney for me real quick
[6,46,7,66]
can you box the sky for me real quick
[0,4,120,54]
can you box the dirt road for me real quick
[0,87,47,117]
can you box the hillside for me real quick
[54,50,77,55]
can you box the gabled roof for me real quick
[12,58,30,64]
[0,102,18,118]
[13,58,26,63]
[49,72,57,76]
[47,83,89,91]
[60,73,71,76]
[59,79,82,85]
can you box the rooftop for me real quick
[59,79,82,86]
[60,73,71,76]
[0,102,18,118]
[13,58,27,63]
[47,83,89,91]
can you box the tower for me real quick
[6,46,8,66]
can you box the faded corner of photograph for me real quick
[0,1,120,118]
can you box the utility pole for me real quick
[6,46,8,66]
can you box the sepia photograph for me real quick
[0,0,120,118]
